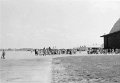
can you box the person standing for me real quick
[35,49,38,56]
[1,50,5,59]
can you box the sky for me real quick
[0,0,120,49]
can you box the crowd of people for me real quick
[34,47,120,56]
[1,47,120,59]
[87,48,120,54]
[34,47,78,56]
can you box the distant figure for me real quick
[35,49,38,55]
[43,47,46,56]
[1,50,5,59]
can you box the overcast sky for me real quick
[0,0,120,48]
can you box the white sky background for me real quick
[0,0,120,49]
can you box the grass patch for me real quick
[52,55,120,83]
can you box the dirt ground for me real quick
[52,55,120,83]
[0,51,52,83]
[0,51,120,83]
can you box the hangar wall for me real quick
[104,31,120,49]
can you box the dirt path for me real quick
[0,56,52,83]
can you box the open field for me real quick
[1,51,120,83]
[0,51,52,83]
[0,51,39,60]
[52,55,120,83]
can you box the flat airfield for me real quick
[0,51,52,83]
[0,51,120,83]
[52,54,120,83]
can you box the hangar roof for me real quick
[101,18,120,37]
[110,18,120,34]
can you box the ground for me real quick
[52,55,120,83]
[0,51,52,83]
[0,51,120,83]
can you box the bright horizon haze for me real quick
[0,0,120,49]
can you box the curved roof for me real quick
[109,18,120,34]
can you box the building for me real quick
[101,18,120,49]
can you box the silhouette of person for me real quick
[35,49,38,55]
[1,50,5,59]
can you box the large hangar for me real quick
[101,18,120,49]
